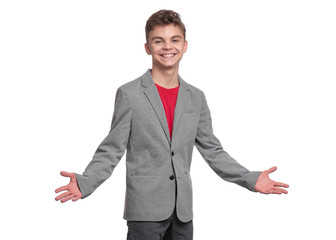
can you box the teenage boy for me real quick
[55,10,289,240]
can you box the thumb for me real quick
[266,166,277,174]
[60,171,73,178]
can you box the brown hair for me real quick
[145,9,186,42]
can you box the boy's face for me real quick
[145,24,188,70]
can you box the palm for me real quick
[55,171,82,203]
[255,166,289,194]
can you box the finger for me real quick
[72,195,81,202]
[55,185,68,193]
[55,191,71,201]
[266,166,277,174]
[60,171,72,178]
[61,194,75,203]
[274,182,289,188]
[273,187,288,194]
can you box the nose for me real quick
[163,42,173,50]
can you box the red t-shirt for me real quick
[155,83,179,139]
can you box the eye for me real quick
[155,40,162,44]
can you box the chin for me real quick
[160,63,179,70]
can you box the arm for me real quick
[194,92,261,191]
[194,92,289,194]
[55,87,132,202]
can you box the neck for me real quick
[151,66,179,89]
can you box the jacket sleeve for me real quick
[194,91,261,192]
[75,87,132,198]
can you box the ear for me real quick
[183,40,188,53]
[144,43,151,55]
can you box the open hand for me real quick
[55,171,82,203]
[255,166,289,194]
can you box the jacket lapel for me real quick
[142,70,171,144]
[141,70,190,146]
[172,76,190,139]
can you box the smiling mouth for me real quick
[160,53,176,58]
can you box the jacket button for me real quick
[169,175,175,180]
[171,151,174,156]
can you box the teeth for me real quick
[162,54,175,57]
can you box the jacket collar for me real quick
[141,69,190,91]
[141,69,190,145]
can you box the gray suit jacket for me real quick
[76,69,261,222]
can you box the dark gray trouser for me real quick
[126,210,193,240]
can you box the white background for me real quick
[1,0,335,239]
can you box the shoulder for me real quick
[118,76,141,92]
[179,77,206,99]
[113,71,151,107]
[114,73,145,98]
